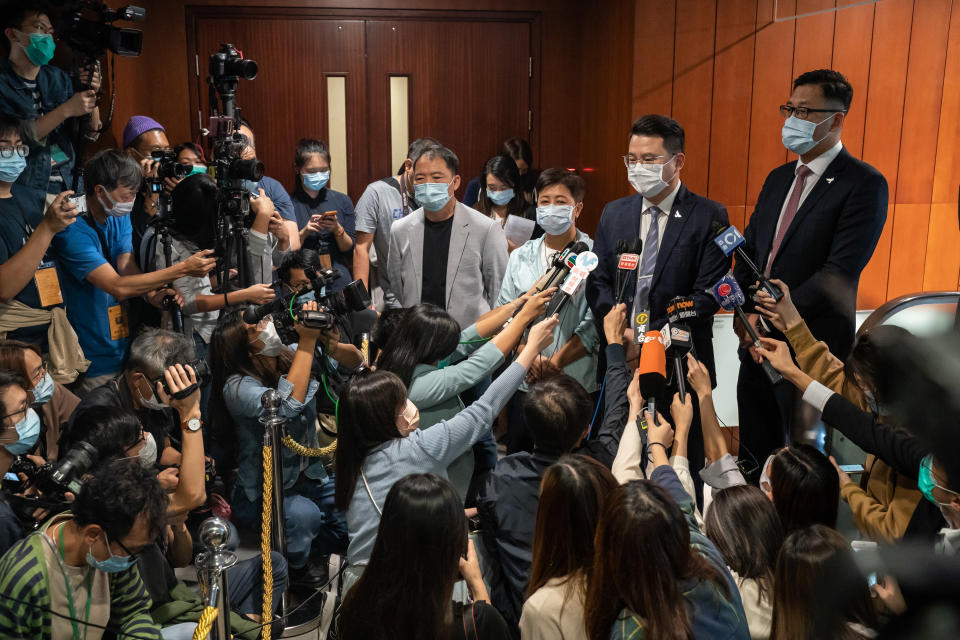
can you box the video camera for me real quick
[151,358,212,400]
[54,1,145,58]
[243,269,371,344]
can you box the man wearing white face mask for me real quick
[733,70,887,475]
[386,143,508,329]
[51,151,217,394]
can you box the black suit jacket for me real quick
[586,184,731,379]
[735,147,888,359]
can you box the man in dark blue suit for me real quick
[734,70,887,474]
[587,115,731,484]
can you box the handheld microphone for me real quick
[636,330,667,424]
[533,240,587,293]
[660,312,693,402]
[710,221,783,302]
[242,299,274,325]
[708,273,783,385]
[544,251,599,317]
[614,237,641,305]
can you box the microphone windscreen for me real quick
[615,239,628,254]
[636,330,667,378]
[708,272,747,311]
[569,241,589,255]
[710,219,727,235]
[242,304,264,324]
[629,237,643,254]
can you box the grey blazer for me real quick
[385,201,508,327]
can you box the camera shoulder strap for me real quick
[83,214,113,267]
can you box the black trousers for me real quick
[736,349,796,484]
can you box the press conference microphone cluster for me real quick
[544,250,599,317]
[661,296,697,402]
[636,330,667,424]
[711,221,783,302]
[709,273,783,385]
[613,237,642,304]
[511,240,589,318]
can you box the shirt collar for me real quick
[797,140,843,178]
[642,180,681,216]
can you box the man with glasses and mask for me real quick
[733,69,887,476]
[0,459,166,639]
[51,151,215,394]
[0,1,101,208]
[587,115,730,484]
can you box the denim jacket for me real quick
[225,372,328,503]
[0,59,76,198]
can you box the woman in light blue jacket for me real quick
[497,168,600,453]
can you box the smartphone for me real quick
[839,463,865,476]
[3,472,19,482]
[68,194,87,215]
[850,540,879,588]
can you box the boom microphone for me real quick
[636,330,667,424]
[710,221,783,301]
[708,273,783,385]
[544,251,599,317]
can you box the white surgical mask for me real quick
[137,432,158,468]
[781,114,833,155]
[536,204,574,235]
[256,321,286,357]
[139,378,169,411]
[759,453,775,496]
[98,189,135,217]
[627,156,676,198]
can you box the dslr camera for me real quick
[3,441,100,526]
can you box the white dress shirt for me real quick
[640,181,681,259]
[771,141,844,242]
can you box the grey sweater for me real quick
[346,360,526,567]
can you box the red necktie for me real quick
[765,165,813,277]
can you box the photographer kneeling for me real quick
[211,301,347,588]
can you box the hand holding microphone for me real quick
[603,303,628,347]
[756,337,802,377]
[516,288,556,323]
[708,273,783,385]
[754,278,802,333]
[636,330,667,424]
[710,221,783,301]
[517,315,561,370]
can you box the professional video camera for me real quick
[55,1,145,58]
[205,43,263,292]
[243,269,371,344]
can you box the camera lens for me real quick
[228,158,263,182]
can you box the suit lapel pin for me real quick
[825,177,835,184]
[674,211,682,218]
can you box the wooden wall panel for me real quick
[670,0,717,196]
[632,0,676,117]
[932,2,960,204]
[829,2,875,158]
[923,203,960,291]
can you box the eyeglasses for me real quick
[779,105,845,120]
[109,531,142,561]
[0,146,30,159]
[0,405,28,422]
[29,361,48,387]
[622,154,667,168]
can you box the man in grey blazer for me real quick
[386,143,508,328]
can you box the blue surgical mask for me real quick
[186,164,207,178]
[23,32,55,67]
[32,373,54,406]
[781,114,833,155]
[414,181,453,212]
[86,531,136,573]
[536,204,574,235]
[298,290,317,303]
[302,171,330,191]
[0,153,27,183]
[486,188,514,206]
[4,408,40,455]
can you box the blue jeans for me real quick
[228,552,287,616]
[232,476,347,569]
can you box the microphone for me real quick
[614,237,641,305]
[544,251,599,317]
[636,330,667,424]
[708,273,783,385]
[710,221,783,302]
[661,295,697,402]
[533,240,587,293]
[242,299,274,324]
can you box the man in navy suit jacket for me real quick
[734,70,887,472]
[587,115,731,486]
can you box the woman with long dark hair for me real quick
[520,454,617,639]
[705,485,784,639]
[210,304,345,587]
[759,443,839,534]
[335,314,558,586]
[377,291,552,498]
[338,473,508,639]
[476,155,529,234]
[584,410,749,640]
[0,339,78,459]
[770,525,878,640]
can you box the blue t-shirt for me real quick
[51,214,134,376]
[257,176,295,222]
[289,184,356,291]
[0,194,53,345]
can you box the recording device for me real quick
[637,330,667,425]
[55,1,145,58]
[544,251,599,317]
[708,273,783,385]
[614,237,642,304]
[839,463,865,476]
[153,359,211,400]
[662,295,697,401]
[710,221,783,302]
[150,149,188,182]
[144,151,187,332]
[206,43,262,293]
[3,442,100,525]
[532,241,588,293]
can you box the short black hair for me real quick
[629,114,685,155]
[295,138,331,168]
[0,113,23,141]
[278,248,323,285]
[84,149,142,193]
[413,143,459,175]
[59,405,142,462]
[73,458,169,541]
[174,142,204,163]
[2,1,50,44]
[502,138,533,167]
[524,375,593,454]
[793,69,853,112]
[535,168,586,202]
[406,137,440,162]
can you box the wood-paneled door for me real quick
[185,8,539,204]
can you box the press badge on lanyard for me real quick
[108,304,129,341]
[34,261,63,307]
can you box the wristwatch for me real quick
[182,417,202,432]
